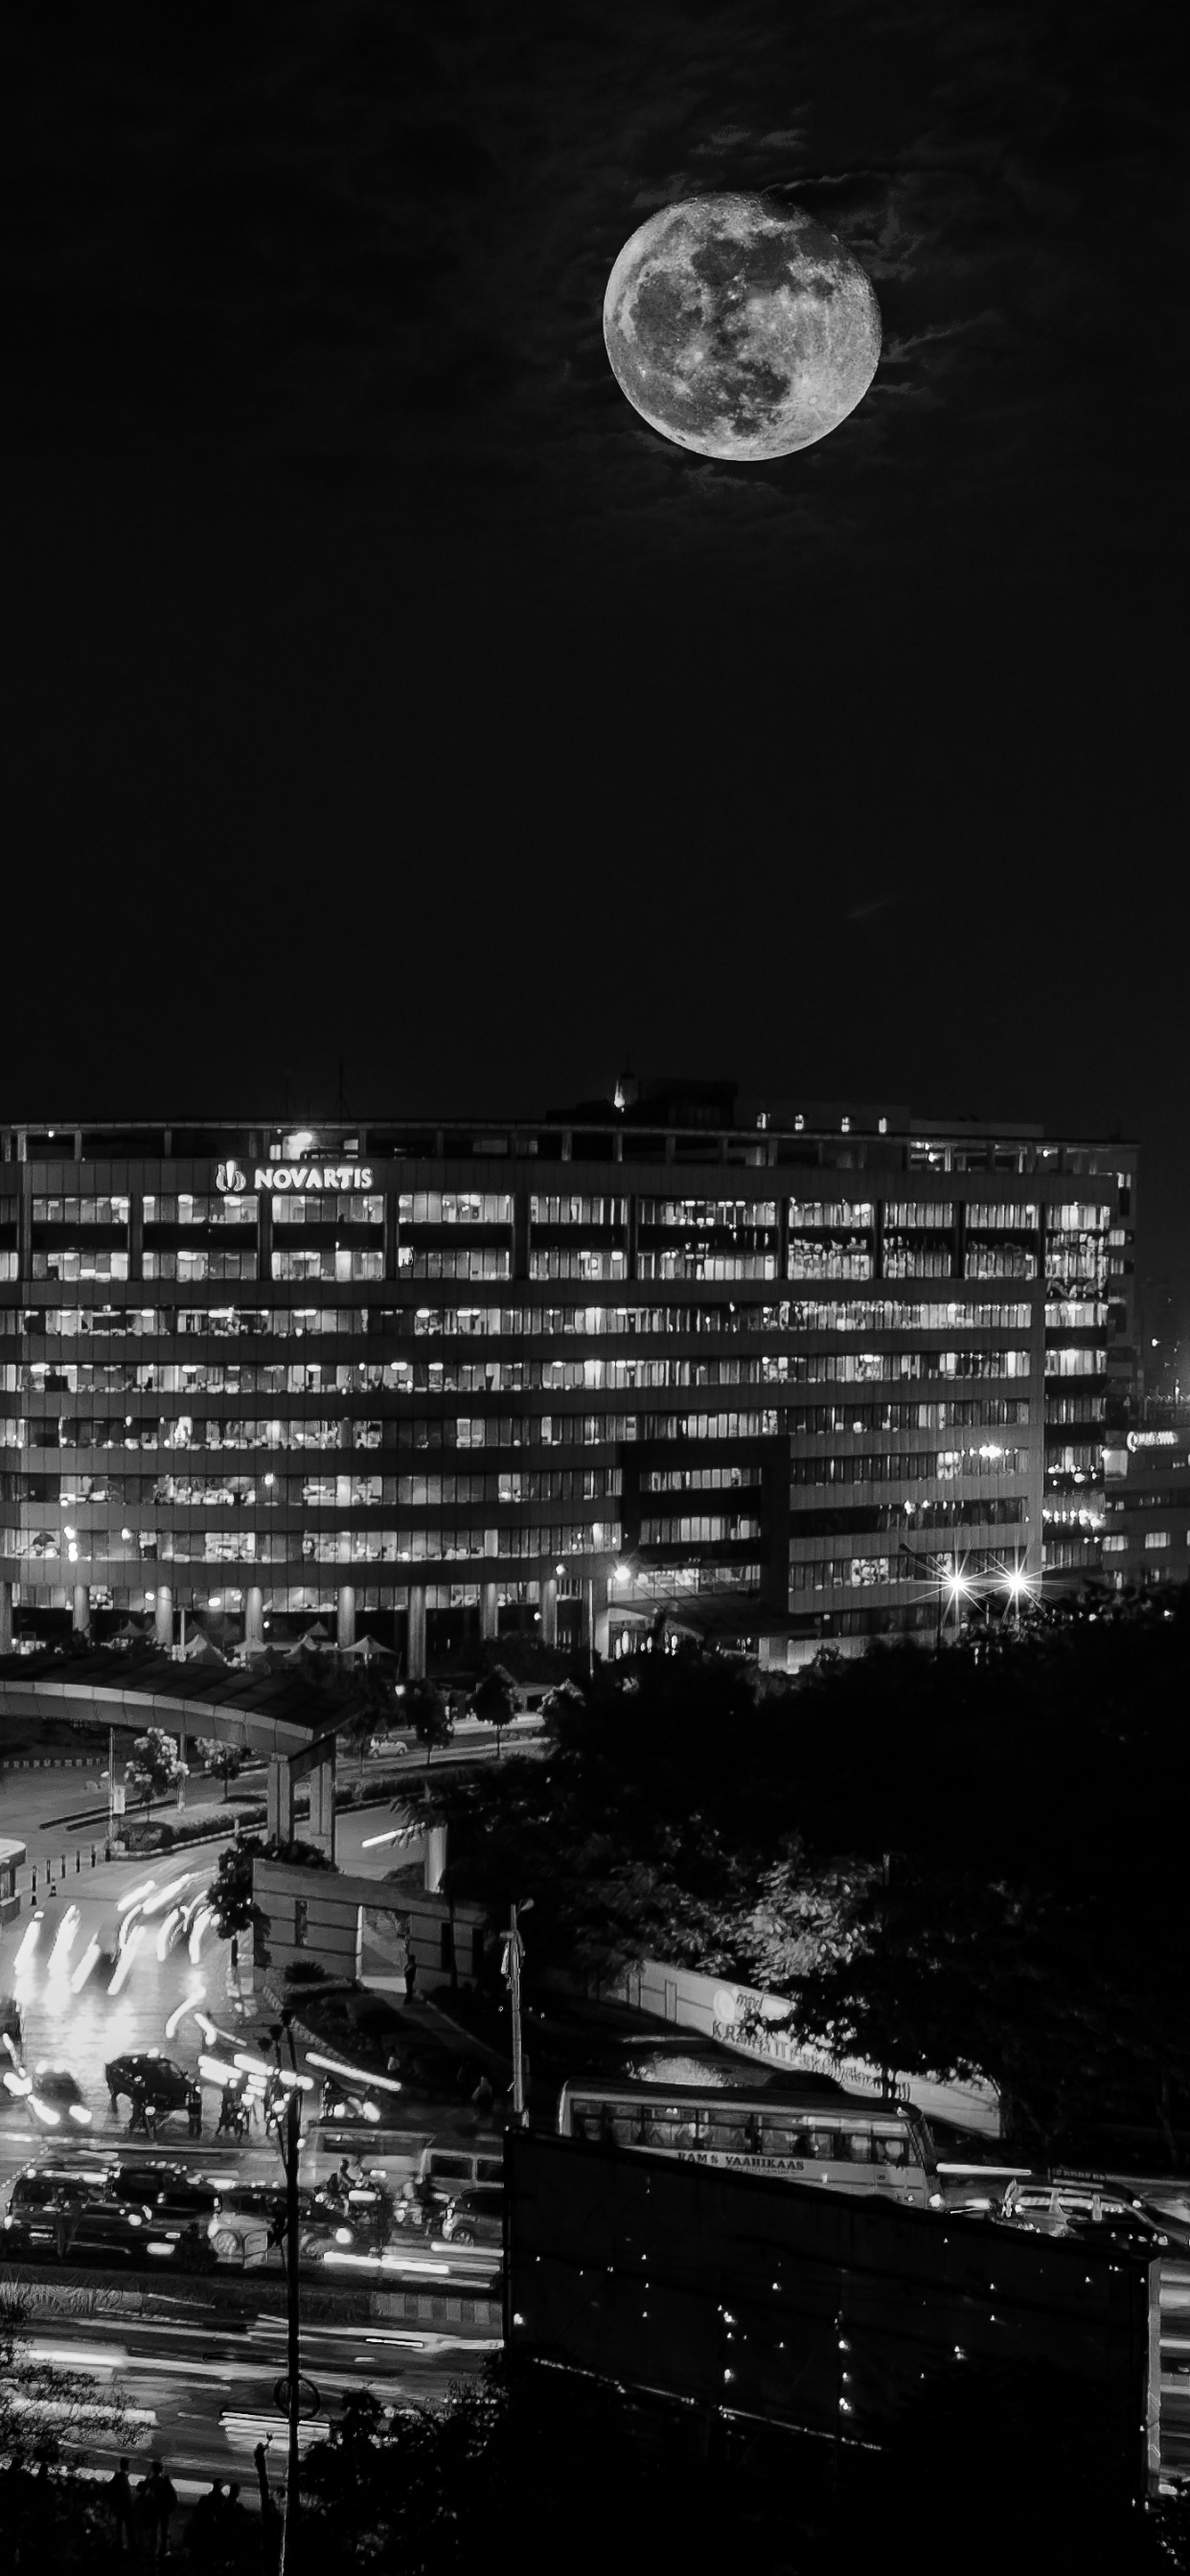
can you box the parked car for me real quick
[104,2053,195,2116]
[439,2183,504,2247]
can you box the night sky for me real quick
[3,4,1186,1277]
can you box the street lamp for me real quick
[266,2015,303,2571]
[501,1899,534,2124]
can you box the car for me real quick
[206,2175,389,2265]
[999,2183,1171,2254]
[104,2053,195,2116]
[8,2165,110,2217]
[106,2161,220,2224]
[27,2063,93,2128]
[439,2183,504,2248]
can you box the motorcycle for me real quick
[391,2189,443,2240]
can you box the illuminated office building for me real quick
[0,1093,1135,1669]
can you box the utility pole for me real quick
[269,2016,303,2574]
[502,1898,534,2124]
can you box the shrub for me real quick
[284,1960,329,1984]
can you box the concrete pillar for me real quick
[0,1580,11,1653]
[154,1584,173,1650]
[307,1742,335,1863]
[336,1584,356,1650]
[244,1585,264,1650]
[72,1583,91,1637]
[406,1585,426,1681]
[538,1576,558,1649]
[424,1823,447,1893]
[479,1581,499,1643]
[266,1756,295,1843]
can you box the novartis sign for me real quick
[216,1162,375,1194]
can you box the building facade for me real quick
[0,1094,1136,1669]
[1101,1417,1190,1590]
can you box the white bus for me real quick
[558,2080,938,2208]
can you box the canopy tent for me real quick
[181,1626,227,1664]
[109,1620,149,1645]
[340,1632,399,1663]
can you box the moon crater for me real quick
[604,193,881,461]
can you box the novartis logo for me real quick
[216,1162,374,1195]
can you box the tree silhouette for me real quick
[470,1663,517,1757]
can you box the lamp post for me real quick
[502,1898,534,2124]
[267,2016,303,2572]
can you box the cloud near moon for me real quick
[603,192,881,462]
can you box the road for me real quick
[17,2304,496,2495]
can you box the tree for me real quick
[403,1678,453,1768]
[123,1724,187,1817]
[195,1736,244,1802]
[206,1835,269,1950]
[415,1613,1190,2162]
[469,1663,517,1757]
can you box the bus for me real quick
[558,2079,939,2208]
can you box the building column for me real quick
[266,1755,295,1844]
[538,1576,558,1648]
[479,1581,499,1644]
[154,1584,173,1651]
[244,1585,264,1650]
[307,1740,335,1863]
[72,1583,91,1638]
[0,1580,11,1653]
[406,1584,426,1681]
[336,1584,356,1650]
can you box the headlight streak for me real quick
[106,1924,145,1993]
[165,1986,205,2039]
[140,1874,193,1918]
[117,1879,157,1916]
[305,2053,403,2093]
[70,1938,102,1994]
[46,1907,81,1978]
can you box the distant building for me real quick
[0,1092,1135,1670]
[1101,1414,1190,1590]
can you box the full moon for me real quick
[603,192,881,462]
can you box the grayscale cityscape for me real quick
[1,3,1184,2571]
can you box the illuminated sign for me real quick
[1127,1430,1180,1451]
[216,1162,374,1195]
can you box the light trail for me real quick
[155,1907,182,1961]
[70,1936,102,1994]
[46,1905,81,1978]
[117,1878,157,1915]
[304,2053,403,2093]
[140,1874,194,1918]
[106,1923,145,1993]
[188,1907,213,1964]
[165,1985,205,2039]
[13,1917,42,1973]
